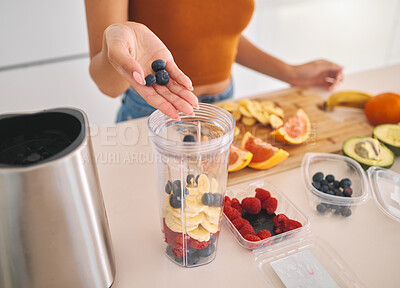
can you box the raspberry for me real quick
[224,196,232,206]
[241,197,261,215]
[188,238,210,249]
[283,219,302,232]
[175,234,189,246]
[255,188,271,201]
[231,198,243,213]
[273,214,289,228]
[257,230,271,240]
[163,218,178,237]
[243,234,261,242]
[231,217,249,230]
[262,197,278,215]
[224,205,241,220]
[165,234,176,246]
[172,245,185,257]
[239,223,255,236]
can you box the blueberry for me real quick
[333,180,340,188]
[169,193,182,208]
[341,207,352,217]
[166,245,175,258]
[328,183,335,191]
[183,135,196,142]
[198,244,215,257]
[174,256,183,263]
[339,178,352,188]
[155,70,169,85]
[183,187,189,198]
[201,193,214,206]
[326,174,335,183]
[172,180,181,194]
[195,175,200,185]
[312,172,324,182]
[326,190,335,195]
[210,234,217,244]
[320,180,328,186]
[316,203,328,214]
[186,174,195,185]
[145,74,156,86]
[332,205,342,214]
[343,187,353,197]
[212,193,223,207]
[165,181,172,194]
[320,185,329,193]
[335,189,344,197]
[151,59,166,72]
[187,253,200,265]
[312,181,321,190]
[187,246,198,255]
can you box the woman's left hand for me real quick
[289,59,343,90]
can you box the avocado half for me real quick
[373,124,400,156]
[343,136,395,170]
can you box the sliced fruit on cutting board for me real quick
[270,109,311,144]
[373,124,400,156]
[241,132,289,170]
[228,144,253,172]
[343,136,395,170]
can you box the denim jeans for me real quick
[116,80,234,122]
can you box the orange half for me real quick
[228,144,253,172]
[270,109,310,144]
[241,132,289,170]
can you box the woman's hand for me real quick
[289,59,343,90]
[104,22,198,120]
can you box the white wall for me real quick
[0,0,399,125]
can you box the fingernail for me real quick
[188,86,194,91]
[133,71,146,85]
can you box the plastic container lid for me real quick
[367,166,400,223]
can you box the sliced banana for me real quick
[187,225,211,242]
[185,213,205,226]
[234,126,240,137]
[205,213,220,225]
[197,174,210,194]
[201,217,219,234]
[270,114,284,129]
[185,197,206,214]
[165,213,198,233]
[232,110,242,121]
[211,178,218,193]
[221,102,239,112]
[242,117,256,126]
[203,206,222,220]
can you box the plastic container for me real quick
[148,103,235,267]
[223,180,310,250]
[301,153,369,217]
[223,179,365,287]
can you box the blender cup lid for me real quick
[367,166,400,223]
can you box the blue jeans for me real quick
[116,80,234,122]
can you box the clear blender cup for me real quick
[148,103,235,267]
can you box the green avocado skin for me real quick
[373,124,400,156]
[342,137,395,170]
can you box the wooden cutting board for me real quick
[227,88,373,186]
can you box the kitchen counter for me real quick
[91,64,400,288]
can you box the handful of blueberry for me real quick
[145,59,170,86]
[311,172,354,217]
[165,179,189,208]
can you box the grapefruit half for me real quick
[228,144,253,172]
[241,132,289,170]
[270,109,310,144]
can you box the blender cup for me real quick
[148,103,235,267]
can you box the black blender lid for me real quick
[0,108,86,168]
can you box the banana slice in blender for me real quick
[187,225,211,242]
[165,213,198,233]
[200,217,219,233]
[185,212,204,226]
[203,206,221,219]
[197,174,210,194]
[185,197,206,214]
[211,178,218,193]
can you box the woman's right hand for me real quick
[104,22,198,120]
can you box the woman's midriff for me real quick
[193,78,231,97]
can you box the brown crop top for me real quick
[130,0,255,86]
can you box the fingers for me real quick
[153,85,194,116]
[166,61,194,91]
[134,85,181,120]
[166,81,199,109]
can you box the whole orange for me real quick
[364,92,400,126]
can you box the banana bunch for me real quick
[217,99,285,129]
[322,91,374,110]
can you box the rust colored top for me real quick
[130,0,255,86]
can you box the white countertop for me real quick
[91,64,400,288]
